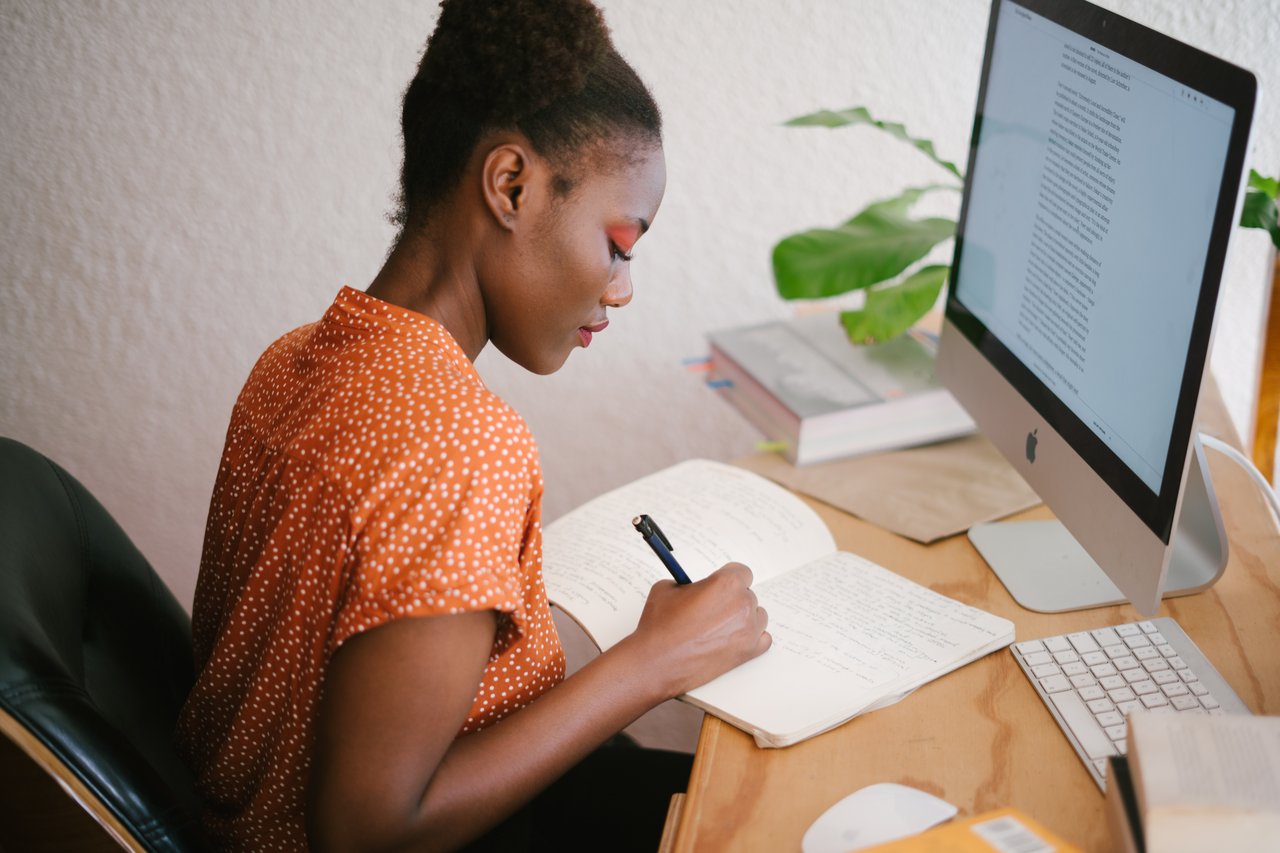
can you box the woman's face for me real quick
[484,141,667,375]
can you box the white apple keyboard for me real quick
[1010,616,1251,790]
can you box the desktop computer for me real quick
[937,0,1257,616]
[934,0,1258,788]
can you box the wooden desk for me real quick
[671,387,1280,852]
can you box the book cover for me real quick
[707,314,974,465]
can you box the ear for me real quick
[480,143,535,232]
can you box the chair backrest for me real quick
[0,437,209,851]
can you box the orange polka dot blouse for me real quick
[175,287,566,851]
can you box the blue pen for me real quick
[632,514,692,585]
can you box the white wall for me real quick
[3,0,1277,612]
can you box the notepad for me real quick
[543,460,1014,748]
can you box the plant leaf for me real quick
[1240,187,1280,251]
[839,265,951,344]
[772,188,955,300]
[1248,168,1278,201]
[784,106,963,180]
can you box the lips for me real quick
[578,319,609,347]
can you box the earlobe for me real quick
[481,143,532,232]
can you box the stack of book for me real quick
[707,314,974,466]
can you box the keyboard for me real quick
[1010,616,1251,790]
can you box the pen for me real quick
[632,514,692,585]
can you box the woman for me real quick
[175,1,771,850]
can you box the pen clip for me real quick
[632,514,673,551]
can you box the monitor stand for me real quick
[967,435,1229,613]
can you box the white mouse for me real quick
[801,782,959,853]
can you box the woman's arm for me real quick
[307,562,769,853]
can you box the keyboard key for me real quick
[1162,682,1189,697]
[1152,670,1179,685]
[1134,647,1159,661]
[1149,632,1167,645]
[1040,674,1071,693]
[1090,663,1118,678]
[1125,635,1152,649]
[1063,662,1089,677]
[1054,650,1081,665]
[1117,700,1141,715]
[1104,724,1127,740]
[1045,636,1072,653]
[1105,645,1129,660]
[1116,624,1141,637]
[1094,759,1110,777]
[1079,685,1105,701]
[1092,627,1122,646]
[1070,674,1097,689]
[1141,693,1169,708]
[1049,691,1118,759]
[1023,651,1053,667]
[1171,695,1200,711]
[1113,657,1140,671]
[1101,675,1127,690]
[1087,697,1115,714]
[1169,657,1188,670]
[1108,687,1136,703]
[1143,658,1170,673]
[1189,682,1209,696]
[1016,640,1047,655]
[1180,669,1199,683]
[1157,644,1177,657]
[1123,669,1149,684]
[1200,695,1221,710]
[1068,632,1100,653]
[1138,621,1158,633]
[1116,738,1128,754]
[1096,710,1124,727]
[1033,663,1061,678]
[1133,681,1158,695]
[1082,651,1108,666]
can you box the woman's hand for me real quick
[625,562,772,699]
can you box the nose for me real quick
[604,265,633,308]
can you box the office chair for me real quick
[0,437,210,851]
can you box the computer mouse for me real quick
[801,782,959,853]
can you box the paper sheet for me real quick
[748,435,1041,543]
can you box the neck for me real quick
[366,222,488,361]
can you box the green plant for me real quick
[772,105,1280,344]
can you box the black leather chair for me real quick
[0,437,210,851]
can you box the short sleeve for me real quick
[331,425,538,653]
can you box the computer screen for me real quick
[937,0,1255,614]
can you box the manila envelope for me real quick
[749,435,1040,544]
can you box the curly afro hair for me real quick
[395,0,663,230]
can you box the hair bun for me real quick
[424,0,611,119]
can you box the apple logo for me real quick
[1026,429,1039,463]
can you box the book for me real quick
[542,459,1014,748]
[706,314,974,466]
[861,808,1083,852]
[1107,711,1280,853]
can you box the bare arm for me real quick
[308,562,769,853]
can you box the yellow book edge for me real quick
[860,807,1084,852]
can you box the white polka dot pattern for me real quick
[175,287,566,851]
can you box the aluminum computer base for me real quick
[967,436,1228,613]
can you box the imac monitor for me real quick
[937,0,1256,615]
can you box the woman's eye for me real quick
[610,243,634,263]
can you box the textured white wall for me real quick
[3,0,1277,611]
